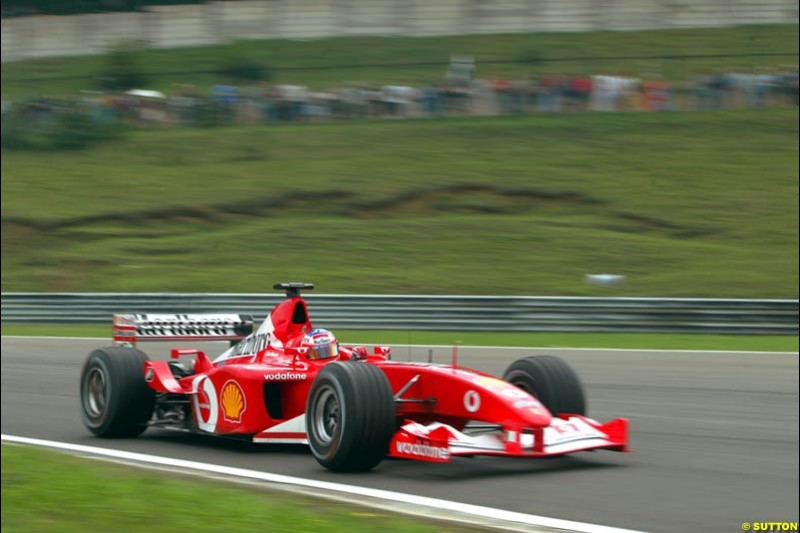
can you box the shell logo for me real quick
[220,380,246,423]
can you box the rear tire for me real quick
[502,355,586,416]
[79,347,155,437]
[306,362,395,472]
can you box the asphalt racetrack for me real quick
[2,337,798,532]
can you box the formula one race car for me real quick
[79,283,629,472]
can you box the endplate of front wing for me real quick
[389,415,630,463]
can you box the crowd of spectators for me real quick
[3,64,798,131]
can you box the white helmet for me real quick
[302,329,339,360]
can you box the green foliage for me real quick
[96,42,149,91]
[48,109,122,149]
[217,41,271,82]
[1,105,125,151]
[2,0,204,17]
[0,114,32,150]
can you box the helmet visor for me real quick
[310,341,339,360]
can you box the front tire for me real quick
[79,347,155,437]
[502,355,586,416]
[306,362,395,472]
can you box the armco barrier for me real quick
[1,293,797,334]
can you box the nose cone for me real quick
[469,375,553,428]
[512,398,553,428]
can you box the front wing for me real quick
[389,415,630,462]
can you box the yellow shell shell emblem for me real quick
[220,380,246,423]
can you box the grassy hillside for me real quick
[2,109,797,297]
[2,24,797,99]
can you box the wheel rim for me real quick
[83,367,108,420]
[312,386,340,445]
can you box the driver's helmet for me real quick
[302,329,339,360]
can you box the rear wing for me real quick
[113,313,254,347]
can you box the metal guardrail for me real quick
[1,293,797,334]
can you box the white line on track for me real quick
[1,336,796,355]
[2,434,645,533]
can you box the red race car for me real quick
[79,283,629,471]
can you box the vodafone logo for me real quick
[264,372,307,381]
[192,376,218,433]
[395,441,451,461]
[463,390,481,413]
[197,385,212,423]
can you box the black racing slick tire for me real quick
[306,362,395,472]
[502,355,586,416]
[79,347,155,437]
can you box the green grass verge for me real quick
[3,110,798,297]
[2,25,797,99]
[3,324,796,352]
[0,445,465,533]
